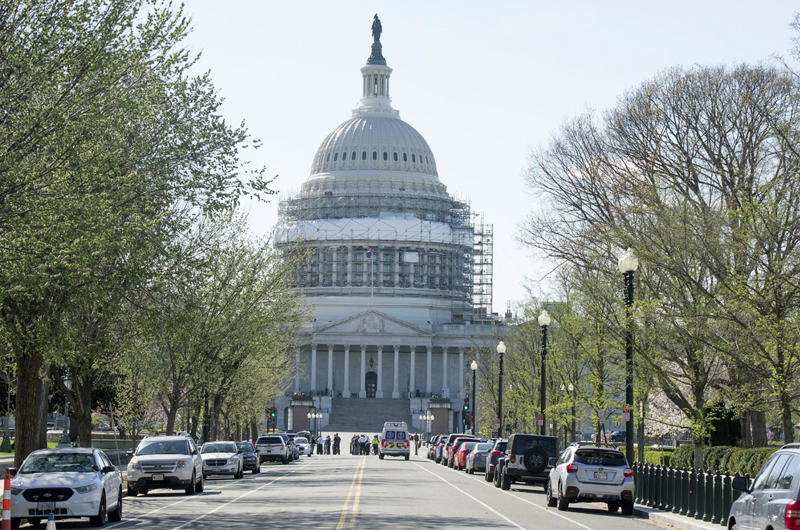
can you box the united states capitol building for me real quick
[273,17,501,434]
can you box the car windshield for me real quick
[236,442,254,452]
[137,440,189,455]
[258,437,283,444]
[574,450,627,466]
[21,453,96,474]
[475,443,492,452]
[514,437,557,457]
[202,443,236,454]
[495,442,507,452]
[294,438,308,444]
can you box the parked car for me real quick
[485,439,507,483]
[126,434,204,496]
[728,443,800,530]
[255,435,292,464]
[545,443,634,514]
[9,447,122,528]
[453,441,478,471]
[434,438,448,463]
[201,441,243,479]
[274,433,298,460]
[235,441,260,474]
[495,433,559,491]
[466,442,493,475]
[442,434,478,467]
[428,435,445,460]
[293,437,312,457]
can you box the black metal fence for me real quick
[632,462,748,526]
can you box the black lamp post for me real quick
[470,360,478,433]
[538,310,551,436]
[496,341,506,437]
[58,371,72,446]
[618,248,639,465]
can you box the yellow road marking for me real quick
[335,457,365,530]
[348,459,366,530]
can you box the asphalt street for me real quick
[23,453,667,529]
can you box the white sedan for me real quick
[201,441,243,479]
[10,447,123,528]
[293,437,312,457]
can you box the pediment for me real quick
[315,310,430,338]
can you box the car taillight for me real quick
[623,467,633,478]
[281,444,285,450]
[491,450,501,456]
[509,454,516,463]
[786,500,800,530]
[566,463,578,473]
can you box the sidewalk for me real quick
[635,505,723,530]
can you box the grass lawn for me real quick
[0,441,58,457]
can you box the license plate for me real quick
[152,474,164,481]
[594,472,607,480]
[37,502,55,511]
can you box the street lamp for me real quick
[618,247,639,465]
[470,360,478,434]
[538,310,551,436]
[59,371,72,446]
[307,411,322,437]
[418,412,434,437]
[496,341,506,437]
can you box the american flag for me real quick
[366,248,372,262]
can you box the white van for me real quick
[379,421,410,460]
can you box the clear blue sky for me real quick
[181,0,798,314]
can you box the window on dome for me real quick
[425,156,429,164]
[342,152,347,161]
[334,152,338,161]
[372,151,377,160]
[393,152,398,161]
[362,151,367,160]
[326,153,330,162]
[383,152,388,161]
[412,154,416,163]
[352,151,356,161]
[403,153,407,162]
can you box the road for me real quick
[26,453,664,529]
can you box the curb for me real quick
[634,505,723,530]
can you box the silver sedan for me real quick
[466,443,494,474]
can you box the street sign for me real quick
[622,403,631,422]
[495,418,501,428]
[537,414,544,427]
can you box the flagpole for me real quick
[370,254,374,308]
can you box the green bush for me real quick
[644,449,673,466]
[718,447,737,473]
[671,444,694,468]
[643,445,777,476]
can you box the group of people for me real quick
[311,433,341,455]
[350,434,380,455]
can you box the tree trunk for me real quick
[201,393,210,444]
[780,392,794,444]
[250,419,259,444]
[740,414,752,448]
[14,349,45,467]
[693,439,704,470]
[34,365,50,448]
[752,410,767,447]
[165,403,177,435]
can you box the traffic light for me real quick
[270,407,277,419]
[463,397,470,411]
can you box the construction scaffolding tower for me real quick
[472,213,493,321]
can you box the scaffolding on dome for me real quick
[472,213,494,322]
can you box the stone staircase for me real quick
[325,398,413,433]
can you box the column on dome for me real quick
[343,346,351,398]
[327,345,333,395]
[458,347,465,399]
[425,346,432,395]
[310,344,317,392]
[442,347,449,398]
[359,345,367,398]
[392,345,400,399]
[376,345,384,398]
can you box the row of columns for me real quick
[293,345,467,399]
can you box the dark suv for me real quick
[495,433,559,491]
[485,439,507,482]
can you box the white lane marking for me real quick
[461,466,596,530]
[169,462,315,529]
[106,464,312,529]
[412,462,525,529]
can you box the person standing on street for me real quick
[371,435,379,455]
[352,435,359,455]
[413,433,420,455]
[333,433,341,455]
[324,435,331,455]
[316,434,324,455]
[358,434,368,454]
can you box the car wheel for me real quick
[621,500,634,516]
[186,471,198,494]
[10,519,20,529]
[493,468,501,488]
[109,489,123,522]
[140,489,148,495]
[126,483,138,497]
[485,468,493,482]
[500,469,511,490]
[405,455,409,461]
[379,454,384,460]
[546,480,557,507]
[608,502,620,513]
[90,493,107,526]
[469,466,474,474]
[282,456,288,464]
[557,483,569,512]
[196,474,204,493]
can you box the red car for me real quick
[453,441,478,470]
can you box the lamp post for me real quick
[59,371,72,446]
[307,411,322,437]
[569,383,575,443]
[418,412,434,437]
[496,341,506,437]
[618,247,639,465]
[470,360,478,434]
[538,310,551,436]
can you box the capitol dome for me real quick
[310,116,438,178]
